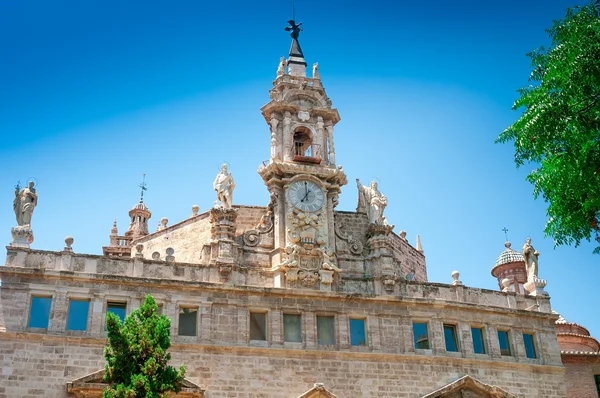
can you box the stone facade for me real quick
[1,20,599,398]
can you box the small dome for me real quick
[494,242,524,266]
[131,201,149,211]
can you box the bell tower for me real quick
[258,20,347,290]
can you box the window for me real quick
[250,312,267,341]
[28,296,52,329]
[283,314,302,343]
[412,322,429,349]
[595,374,600,396]
[523,333,537,359]
[66,299,90,331]
[443,324,459,352]
[471,327,486,354]
[107,302,127,323]
[498,330,511,356]
[178,307,197,336]
[317,315,335,345]
[349,318,367,346]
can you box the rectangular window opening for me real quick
[283,314,302,343]
[317,315,335,345]
[178,307,198,336]
[498,330,512,356]
[349,318,367,346]
[250,312,267,341]
[412,322,429,349]
[594,374,600,396]
[107,302,127,323]
[28,296,52,329]
[523,333,537,359]
[471,327,486,354]
[443,324,459,352]
[67,299,90,331]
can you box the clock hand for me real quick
[301,182,310,202]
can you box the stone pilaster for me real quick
[209,207,238,282]
[366,224,397,295]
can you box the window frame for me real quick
[28,295,53,330]
[349,317,368,347]
[412,321,430,350]
[177,306,199,337]
[283,313,302,343]
[316,314,336,346]
[497,329,512,356]
[522,332,537,359]
[471,326,487,355]
[66,298,91,332]
[443,323,459,352]
[249,311,268,341]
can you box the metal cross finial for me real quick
[502,227,509,241]
[14,180,21,191]
[139,174,147,203]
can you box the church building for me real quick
[1,20,599,398]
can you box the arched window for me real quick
[292,127,321,164]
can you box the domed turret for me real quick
[553,311,600,353]
[125,200,152,240]
[491,242,527,293]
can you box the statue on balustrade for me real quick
[356,179,388,225]
[213,164,235,209]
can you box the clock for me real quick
[287,180,325,212]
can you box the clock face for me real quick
[288,180,325,212]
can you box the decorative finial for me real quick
[416,235,423,252]
[451,270,462,286]
[502,227,509,241]
[138,174,147,203]
[64,236,74,252]
[285,19,302,39]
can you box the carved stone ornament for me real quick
[298,110,310,121]
[334,216,364,256]
[287,208,327,248]
[299,271,319,287]
[219,265,232,281]
[381,274,398,293]
[242,206,274,247]
[11,225,33,247]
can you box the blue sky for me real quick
[1,0,598,338]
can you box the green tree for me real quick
[497,1,600,253]
[103,295,185,398]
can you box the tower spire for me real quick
[285,20,307,76]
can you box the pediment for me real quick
[67,369,204,397]
[296,383,338,398]
[422,375,517,398]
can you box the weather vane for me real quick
[139,174,147,203]
[285,19,302,39]
[502,227,509,241]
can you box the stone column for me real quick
[326,124,336,166]
[282,111,292,162]
[316,116,325,165]
[270,114,281,162]
[209,207,238,282]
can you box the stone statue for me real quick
[213,164,235,209]
[13,181,38,226]
[356,179,388,225]
[321,248,341,272]
[522,237,540,282]
[279,244,299,268]
[312,62,320,79]
[277,57,286,76]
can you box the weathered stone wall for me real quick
[0,262,565,397]
[0,333,567,398]
[561,358,600,398]
[333,211,427,283]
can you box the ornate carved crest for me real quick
[334,217,363,256]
